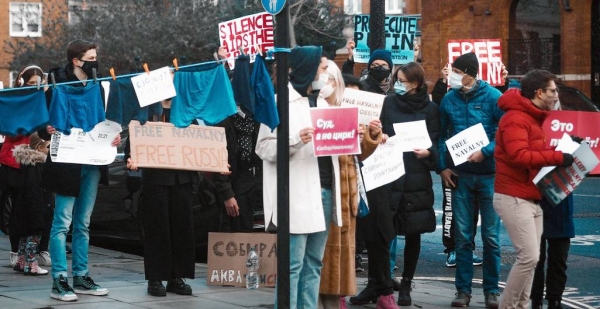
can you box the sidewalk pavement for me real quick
[0,235,490,308]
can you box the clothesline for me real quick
[0,47,292,93]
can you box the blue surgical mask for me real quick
[394,81,408,95]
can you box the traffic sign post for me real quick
[262,0,285,15]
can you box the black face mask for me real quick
[369,66,391,82]
[79,60,99,78]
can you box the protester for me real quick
[437,52,504,308]
[39,39,119,302]
[494,69,572,309]
[256,46,342,309]
[126,98,197,297]
[318,60,382,309]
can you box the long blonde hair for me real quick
[325,60,346,106]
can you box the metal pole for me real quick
[369,0,386,50]
[275,2,290,309]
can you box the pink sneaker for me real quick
[376,294,400,309]
[340,296,348,309]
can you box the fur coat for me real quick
[319,126,382,296]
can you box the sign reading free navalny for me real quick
[353,15,419,65]
[447,39,504,86]
[128,120,228,173]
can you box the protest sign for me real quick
[361,135,406,191]
[447,39,504,86]
[310,107,360,157]
[353,15,419,64]
[340,88,385,125]
[131,66,176,107]
[542,110,600,174]
[445,123,490,166]
[0,135,4,143]
[128,120,228,173]
[218,12,275,70]
[392,120,432,152]
[535,141,600,206]
[207,233,277,287]
[50,120,121,165]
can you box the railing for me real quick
[507,38,561,75]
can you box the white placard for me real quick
[533,133,581,184]
[361,135,406,191]
[445,123,490,166]
[392,120,432,152]
[131,66,176,107]
[50,120,122,165]
[340,88,385,125]
[0,135,4,143]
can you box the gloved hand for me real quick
[571,135,584,144]
[562,153,574,167]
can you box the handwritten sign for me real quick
[131,66,176,107]
[50,120,121,165]
[447,39,504,86]
[310,107,360,157]
[445,123,490,166]
[340,88,385,125]
[207,232,277,287]
[353,15,419,64]
[218,12,275,70]
[392,120,432,152]
[543,110,600,174]
[128,120,228,172]
[361,135,406,191]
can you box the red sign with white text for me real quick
[542,110,600,174]
[447,39,504,86]
[310,107,360,157]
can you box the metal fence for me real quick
[507,38,561,75]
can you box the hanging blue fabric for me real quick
[250,55,279,131]
[232,55,255,116]
[49,82,105,135]
[0,88,49,136]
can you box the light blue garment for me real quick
[49,82,105,135]
[453,173,500,295]
[251,56,279,131]
[390,237,398,276]
[50,165,101,279]
[276,188,332,309]
[171,64,237,127]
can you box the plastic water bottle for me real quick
[246,247,259,289]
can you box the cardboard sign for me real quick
[218,12,275,70]
[447,39,504,86]
[361,135,406,191]
[131,66,176,107]
[445,123,490,166]
[542,110,600,174]
[50,120,121,165]
[128,120,228,172]
[310,107,360,157]
[353,15,419,64]
[207,232,277,287]
[340,88,385,125]
[392,120,432,152]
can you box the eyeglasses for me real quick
[370,64,390,70]
[541,88,559,95]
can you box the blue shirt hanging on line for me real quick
[49,82,105,135]
[250,55,279,131]
[106,79,160,126]
[0,88,49,137]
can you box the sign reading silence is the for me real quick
[353,15,419,65]
[310,107,360,157]
[218,12,274,70]
[447,39,504,86]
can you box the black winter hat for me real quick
[368,49,393,69]
[289,46,322,97]
[452,52,479,78]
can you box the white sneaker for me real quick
[37,251,52,266]
[9,252,17,267]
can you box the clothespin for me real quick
[173,58,179,71]
[143,63,150,75]
[36,78,40,90]
[257,44,263,57]
[110,67,116,81]
[239,46,245,56]
[92,68,98,83]
[266,48,274,60]
[50,72,56,89]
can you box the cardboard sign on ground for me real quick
[207,232,277,287]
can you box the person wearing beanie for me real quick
[437,52,505,308]
[256,46,343,309]
[360,49,394,95]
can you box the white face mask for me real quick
[448,71,465,89]
[311,73,329,91]
[320,83,336,98]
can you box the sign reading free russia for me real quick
[447,39,504,86]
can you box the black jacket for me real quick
[38,63,109,197]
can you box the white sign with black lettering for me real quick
[340,88,385,125]
[392,120,432,152]
[131,66,176,107]
[50,120,121,165]
[445,123,489,166]
[361,135,406,191]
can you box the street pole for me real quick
[275,2,290,309]
[369,0,386,50]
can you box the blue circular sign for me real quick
[262,0,285,15]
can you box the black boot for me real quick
[166,278,192,295]
[349,282,378,305]
[147,280,166,296]
[531,303,542,309]
[396,278,413,306]
[548,300,563,309]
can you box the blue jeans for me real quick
[277,188,332,309]
[50,165,101,279]
[390,237,398,276]
[453,173,500,295]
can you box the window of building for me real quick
[509,0,561,75]
[345,0,361,15]
[385,0,404,14]
[9,2,42,37]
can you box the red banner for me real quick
[310,107,360,157]
[447,39,504,86]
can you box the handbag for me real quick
[354,156,370,218]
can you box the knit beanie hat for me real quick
[368,49,393,69]
[452,52,479,77]
[289,46,322,97]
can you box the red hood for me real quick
[498,88,549,122]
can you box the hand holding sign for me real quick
[445,123,490,166]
